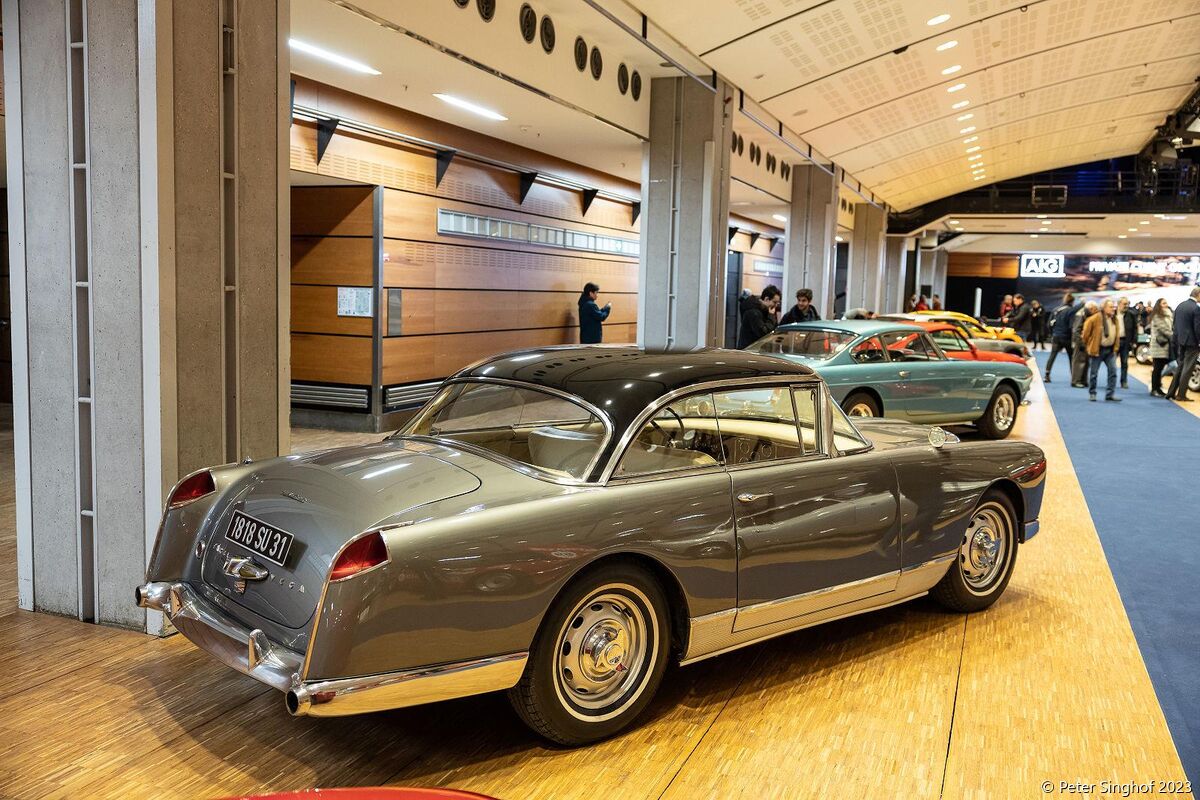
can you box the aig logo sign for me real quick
[1020,253,1065,278]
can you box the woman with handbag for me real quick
[1149,297,1174,398]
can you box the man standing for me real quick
[1116,297,1138,389]
[1165,286,1200,402]
[1082,299,1121,402]
[737,285,781,349]
[1005,293,1032,341]
[780,288,821,325]
[1070,301,1098,387]
[577,282,611,344]
[1044,292,1077,383]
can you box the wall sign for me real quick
[337,287,373,317]
[1019,253,1065,278]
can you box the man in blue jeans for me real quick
[1082,299,1121,402]
[1044,292,1078,383]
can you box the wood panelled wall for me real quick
[731,229,785,296]
[290,121,640,390]
[948,253,1019,279]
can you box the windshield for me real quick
[748,329,856,360]
[402,381,606,480]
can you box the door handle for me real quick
[898,370,911,378]
[737,492,773,503]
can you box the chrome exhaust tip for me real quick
[136,582,172,611]
[286,685,311,716]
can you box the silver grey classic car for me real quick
[138,346,1046,745]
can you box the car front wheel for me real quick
[931,491,1019,613]
[508,562,670,745]
[977,384,1017,439]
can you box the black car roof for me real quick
[454,345,815,430]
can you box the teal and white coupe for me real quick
[748,320,1034,439]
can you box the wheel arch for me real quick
[995,377,1022,397]
[842,386,884,415]
[985,478,1025,540]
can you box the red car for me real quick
[905,322,1026,364]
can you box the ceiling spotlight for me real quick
[1139,220,1150,225]
[937,40,958,51]
[960,126,976,134]
[942,65,962,75]
[1041,220,1051,225]
[1036,214,1047,218]
[433,93,508,121]
[947,83,967,93]
[966,146,981,153]
[1030,233,1038,238]
[835,235,844,242]
[974,175,985,181]
[1128,227,1138,232]
[963,136,978,144]
[968,154,982,161]
[1118,234,1127,239]
[949,219,960,224]
[957,113,974,121]
[952,100,970,109]
[772,214,788,222]
[288,38,382,75]
[927,13,951,25]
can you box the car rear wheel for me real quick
[1134,343,1151,365]
[976,384,1017,439]
[842,391,881,418]
[931,491,1019,613]
[508,562,669,745]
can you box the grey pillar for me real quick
[847,202,887,313]
[781,165,838,318]
[883,236,908,314]
[639,76,733,350]
[4,0,289,631]
[931,249,949,305]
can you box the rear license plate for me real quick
[224,510,294,567]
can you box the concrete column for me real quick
[639,76,733,350]
[4,0,288,630]
[781,165,838,318]
[847,202,887,313]
[883,236,908,314]
[931,249,949,304]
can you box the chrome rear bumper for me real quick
[136,580,528,717]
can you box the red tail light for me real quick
[169,471,215,508]
[330,532,389,581]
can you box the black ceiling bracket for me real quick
[519,172,538,204]
[749,231,761,249]
[728,226,738,243]
[631,201,641,225]
[435,149,456,187]
[315,117,340,165]
[581,188,599,216]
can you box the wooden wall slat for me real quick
[993,255,1019,279]
[392,289,637,336]
[292,236,374,286]
[291,333,373,385]
[291,286,373,336]
[290,185,375,236]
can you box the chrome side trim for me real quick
[287,652,529,717]
[732,570,900,633]
[895,553,956,596]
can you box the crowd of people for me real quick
[1043,286,1200,402]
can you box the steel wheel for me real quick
[847,402,874,417]
[959,502,1012,594]
[992,392,1015,432]
[552,584,658,722]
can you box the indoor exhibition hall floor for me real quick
[0,383,1194,799]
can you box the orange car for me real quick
[906,322,1026,364]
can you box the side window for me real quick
[830,400,871,454]
[881,330,936,361]
[712,387,803,465]
[851,336,887,364]
[792,385,822,455]
[918,333,945,360]
[933,330,970,353]
[615,393,724,478]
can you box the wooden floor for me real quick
[0,397,1191,799]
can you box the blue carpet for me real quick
[1036,350,1199,784]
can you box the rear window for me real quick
[749,329,856,360]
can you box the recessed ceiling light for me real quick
[942,64,962,75]
[433,93,508,121]
[927,13,951,26]
[1030,234,1038,238]
[1036,214,1047,218]
[974,175,985,181]
[937,40,958,51]
[1118,234,1127,239]
[949,219,960,224]
[963,136,978,144]
[952,100,970,109]
[289,38,382,75]
[966,146,981,153]
[835,235,844,242]
[1041,220,1051,225]
[1139,220,1150,225]
[1128,227,1138,232]
[957,113,974,121]
[947,83,967,93]
[968,154,982,161]
[772,214,788,222]
[960,126,976,134]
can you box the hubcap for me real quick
[555,589,652,715]
[993,392,1015,430]
[847,402,874,417]
[960,504,1010,591]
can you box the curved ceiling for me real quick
[630,0,1200,211]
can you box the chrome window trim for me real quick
[398,376,614,486]
[600,375,821,483]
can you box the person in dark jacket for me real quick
[737,285,781,349]
[1165,286,1200,401]
[779,288,821,325]
[1044,292,1078,382]
[1070,301,1098,387]
[1028,299,1046,350]
[577,282,611,344]
[1005,293,1033,340]
[1116,296,1138,389]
